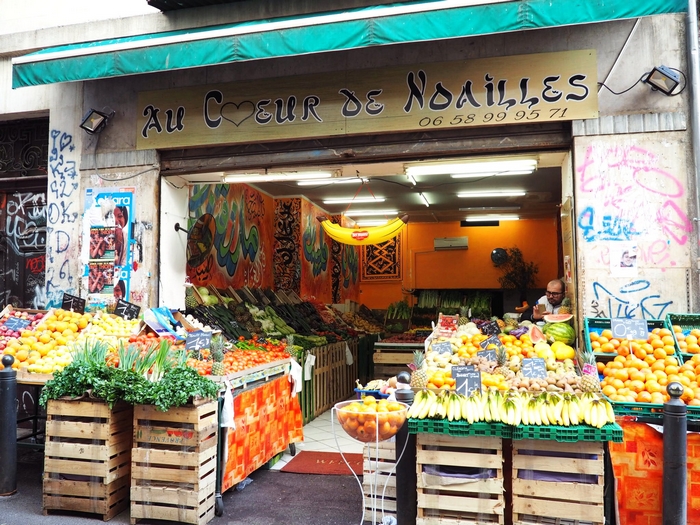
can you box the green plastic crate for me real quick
[584,317,666,359]
[407,419,512,438]
[513,423,623,443]
[604,394,700,421]
[665,313,700,361]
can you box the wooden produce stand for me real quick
[372,341,423,380]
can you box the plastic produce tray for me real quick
[604,395,700,421]
[665,313,700,361]
[408,419,513,438]
[354,388,389,399]
[512,423,623,443]
[584,317,666,359]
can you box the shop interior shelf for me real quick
[584,317,666,359]
[664,313,700,361]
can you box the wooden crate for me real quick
[363,441,397,520]
[512,439,604,525]
[416,434,505,525]
[130,400,218,525]
[373,342,422,380]
[43,399,133,521]
[310,343,357,418]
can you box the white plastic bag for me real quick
[220,380,235,429]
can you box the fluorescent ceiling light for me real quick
[457,191,526,198]
[355,219,391,227]
[459,206,521,212]
[343,209,398,217]
[465,214,520,221]
[407,174,417,185]
[406,159,537,177]
[223,171,334,184]
[451,169,533,179]
[323,196,385,204]
[419,193,430,207]
[297,177,367,186]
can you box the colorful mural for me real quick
[188,184,273,289]
[330,214,360,303]
[300,199,332,303]
[273,198,301,293]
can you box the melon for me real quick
[528,324,546,344]
[543,313,573,323]
[542,322,576,345]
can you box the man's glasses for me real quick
[545,291,563,297]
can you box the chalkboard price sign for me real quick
[61,293,86,314]
[477,349,497,362]
[610,318,648,340]
[451,365,482,396]
[521,358,548,379]
[3,317,30,332]
[185,330,212,352]
[114,299,141,320]
[431,341,453,355]
[479,335,502,350]
[480,321,501,336]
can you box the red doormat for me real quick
[280,451,363,476]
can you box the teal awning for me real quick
[12,0,686,88]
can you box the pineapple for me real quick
[408,350,428,388]
[458,307,469,325]
[559,296,572,315]
[210,335,226,376]
[185,284,198,310]
[494,345,509,376]
[580,352,600,393]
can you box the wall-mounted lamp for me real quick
[643,65,681,96]
[80,108,115,134]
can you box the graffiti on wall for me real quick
[273,198,301,293]
[188,184,273,289]
[300,199,332,303]
[44,129,80,307]
[0,191,47,308]
[577,141,688,318]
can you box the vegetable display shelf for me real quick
[373,341,424,380]
[210,357,291,389]
[583,317,667,360]
[665,312,700,361]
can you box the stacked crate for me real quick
[363,441,397,520]
[416,434,505,524]
[130,400,218,525]
[43,399,133,521]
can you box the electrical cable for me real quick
[597,73,646,96]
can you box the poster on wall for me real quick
[609,242,638,277]
[83,188,135,308]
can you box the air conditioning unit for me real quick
[434,237,468,250]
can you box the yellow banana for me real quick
[317,215,409,245]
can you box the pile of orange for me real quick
[671,325,700,354]
[454,333,536,360]
[336,396,407,442]
[599,352,700,406]
[589,327,677,357]
[426,369,457,389]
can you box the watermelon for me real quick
[543,313,573,323]
[528,325,546,343]
[542,322,576,345]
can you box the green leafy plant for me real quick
[495,247,539,301]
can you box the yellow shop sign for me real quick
[136,50,597,150]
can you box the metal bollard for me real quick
[395,389,416,525]
[0,354,17,496]
[663,382,686,525]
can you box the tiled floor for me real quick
[271,406,365,470]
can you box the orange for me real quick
[601,329,613,340]
[589,332,600,342]
[629,370,645,382]
[653,348,667,360]
[645,380,662,393]
[659,328,673,338]
[665,365,680,376]
[611,378,626,390]
[651,339,664,349]
[614,369,629,381]
[629,380,645,393]
[598,336,610,345]
[664,356,679,366]
[597,362,606,374]
[600,343,616,353]
[650,392,666,404]
[15,349,29,362]
[602,385,617,397]
[637,391,653,403]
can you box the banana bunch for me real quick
[317,215,408,246]
[406,389,617,428]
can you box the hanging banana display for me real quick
[316,215,409,246]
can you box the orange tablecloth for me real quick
[222,374,304,492]
[609,420,700,524]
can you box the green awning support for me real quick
[12,0,686,88]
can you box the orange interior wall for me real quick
[359,218,559,309]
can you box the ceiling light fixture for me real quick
[457,190,526,198]
[406,158,537,177]
[323,196,386,204]
[407,173,417,185]
[355,219,392,227]
[464,214,520,221]
[419,193,430,207]
[450,169,534,179]
[643,65,681,96]
[222,171,335,184]
[343,209,399,217]
[296,177,367,186]
[459,206,521,212]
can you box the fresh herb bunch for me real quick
[138,366,219,412]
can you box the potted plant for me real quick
[493,247,539,312]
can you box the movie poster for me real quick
[83,188,135,308]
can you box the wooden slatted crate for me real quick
[43,399,133,521]
[372,342,422,380]
[130,400,218,525]
[512,439,604,525]
[363,441,397,520]
[416,434,505,525]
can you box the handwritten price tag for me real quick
[610,318,648,340]
[186,330,212,352]
[521,358,548,379]
[114,299,141,320]
[451,365,481,396]
[61,293,86,314]
[3,317,31,331]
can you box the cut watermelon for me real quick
[528,325,546,343]
[543,314,573,323]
